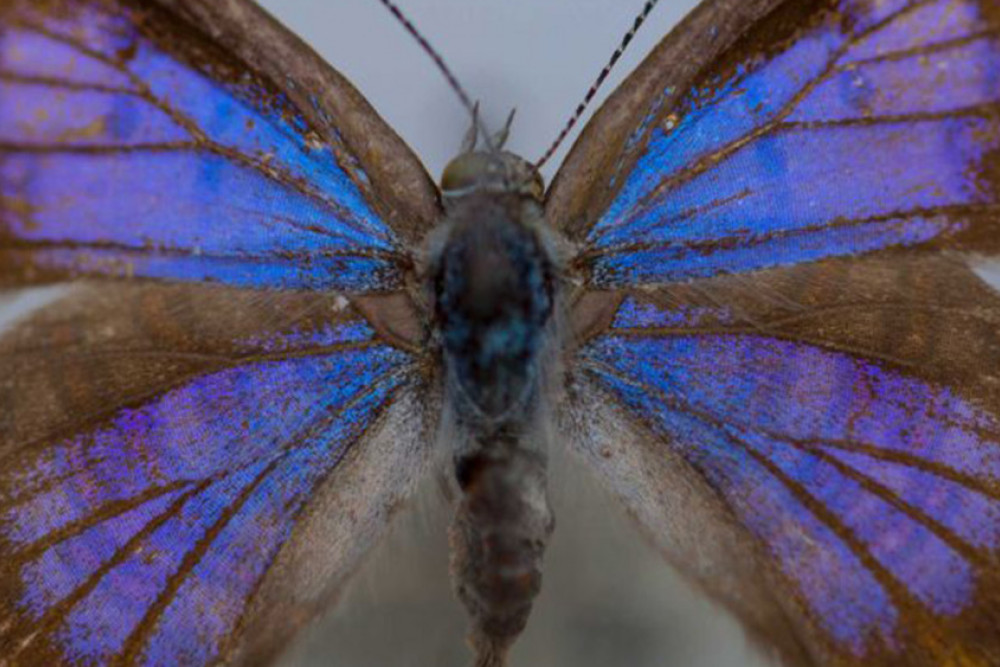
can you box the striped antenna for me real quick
[535,0,662,169]
[375,0,498,153]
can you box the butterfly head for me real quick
[440,108,544,201]
[440,150,545,201]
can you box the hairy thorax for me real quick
[433,192,557,423]
[429,188,561,665]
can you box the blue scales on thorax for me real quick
[433,190,555,421]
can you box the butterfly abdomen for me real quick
[450,437,554,666]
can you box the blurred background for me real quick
[255,0,701,182]
[254,2,775,666]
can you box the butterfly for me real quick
[2,0,1000,665]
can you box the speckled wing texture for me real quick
[0,0,438,664]
[551,0,1000,665]
[0,0,439,290]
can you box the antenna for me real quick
[535,0,662,169]
[375,0,498,153]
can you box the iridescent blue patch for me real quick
[583,322,1000,654]
[0,320,410,664]
[586,0,1000,287]
[0,2,400,291]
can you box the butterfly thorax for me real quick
[432,191,555,422]
[432,149,555,425]
[430,150,558,665]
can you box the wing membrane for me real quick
[556,0,1000,663]
[0,1,441,661]
[0,0,440,291]
[571,0,1000,286]
[565,256,1000,664]
[552,0,1000,286]
[0,284,434,665]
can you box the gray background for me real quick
[254,0,701,182]
[255,2,774,667]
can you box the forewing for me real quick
[0,284,436,665]
[550,0,1000,285]
[554,1,1000,664]
[0,0,441,291]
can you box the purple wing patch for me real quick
[583,297,1000,656]
[0,0,401,291]
[0,319,411,664]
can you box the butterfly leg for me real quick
[449,427,554,667]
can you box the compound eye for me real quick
[440,159,471,194]
[441,153,491,196]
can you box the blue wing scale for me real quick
[0,319,411,665]
[564,2,1000,660]
[582,0,1000,287]
[0,0,406,291]
[0,0,435,664]
[583,325,1000,654]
